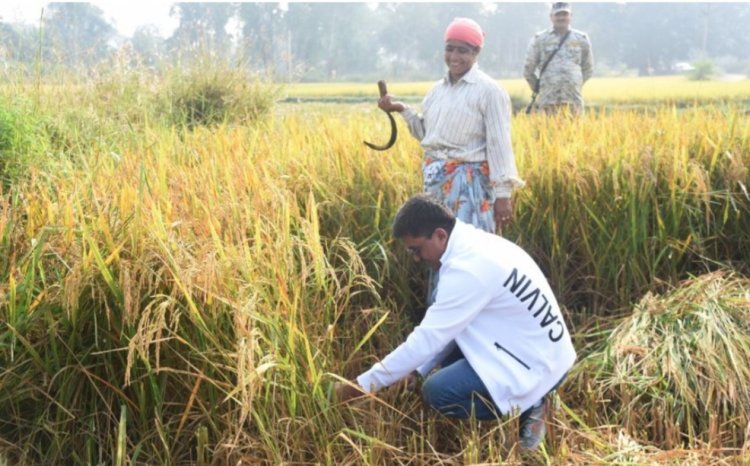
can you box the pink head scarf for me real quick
[444,17,485,48]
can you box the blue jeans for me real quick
[421,348,565,421]
[422,355,502,420]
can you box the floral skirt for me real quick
[422,157,495,305]
[422,157,495,234]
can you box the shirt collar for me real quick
[440,219,469,266]
[442,63,480,85]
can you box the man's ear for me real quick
[434,228,449,243]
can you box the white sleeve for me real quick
[416,340,457,376]
[398,87,437,142]
[356,267,493,393]
[484,85,525,199]
[400,106,425,141]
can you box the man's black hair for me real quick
[392,193,456,239]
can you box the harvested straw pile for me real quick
[571,271,750,450]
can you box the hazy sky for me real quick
[0,1,725,39]
[0,0,178,37]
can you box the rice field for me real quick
[287,75,750,106]
[1,71,749,464]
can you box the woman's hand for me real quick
[494,198,513,231]
[378,95,406,113]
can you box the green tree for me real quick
[168,3,234,59]
[284,3,379,81]
[131,25,165,67]
[237,2,284,74]
[43,3,116,67]
[575,3,750,76]
[373,3,486,79]
[688,59,715,80]
[479,3,548,77]
[0,22,20,66]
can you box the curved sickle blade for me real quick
[363,111,397,151]
[363,80,398,151]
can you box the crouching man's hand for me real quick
[401,370,422,392]
[333,380,366,404]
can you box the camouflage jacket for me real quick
[523,28,594,108]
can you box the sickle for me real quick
[363,80,397,151]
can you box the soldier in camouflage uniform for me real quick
[523,2,594,114]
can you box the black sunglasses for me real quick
[404,230,435,257]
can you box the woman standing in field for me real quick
[379,17,524,235]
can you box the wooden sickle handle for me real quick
[377,80,388,98]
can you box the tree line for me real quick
[2,2,750,81]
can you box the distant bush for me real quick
[165,60,279,129]
[88,49,163,127]
[688,59,716,81]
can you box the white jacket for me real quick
[357,220,576,414]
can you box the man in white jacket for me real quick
[335,193,576,449]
